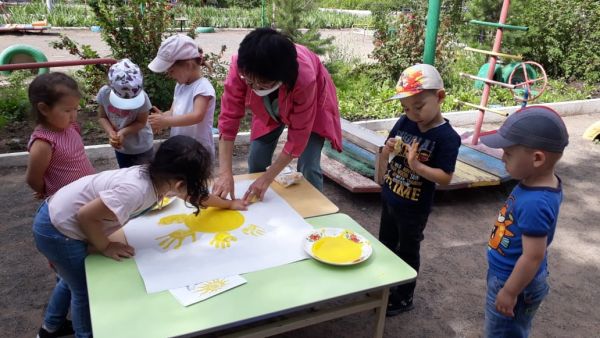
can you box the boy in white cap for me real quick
[97,58,154,168]
[480,106,568,337]
[147,34,216,159]
[381,64,461,316]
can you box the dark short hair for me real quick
[28,72,81,124]
[237,28,298,90]
[148,135,212,215]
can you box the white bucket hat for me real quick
[108,58,146,110]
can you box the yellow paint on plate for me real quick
[312,234,362,264]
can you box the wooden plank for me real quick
[321,154,381,193]
[374,151,388,185]
[454,127,504,159]
[221,295,383,338]
[341,118,386,154]
[437,161,502,190]
[457,145,510,179]
[235,173,339,218]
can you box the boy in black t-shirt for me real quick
[381,64,461,316]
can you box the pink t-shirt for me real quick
[48,166,158,241]
[28,123,96,197]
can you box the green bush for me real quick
[369,5,456,84]
[464,0,600,83]
[50,35,108,104]
[0,71,33,127]
[317,0,409,10]
[87,0,176,110]
[1,2,372,29]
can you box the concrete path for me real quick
[0,28,375,74]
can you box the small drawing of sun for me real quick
[196,279,228,294]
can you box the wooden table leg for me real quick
[373,288,390,338]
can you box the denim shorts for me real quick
[485,270,550,338]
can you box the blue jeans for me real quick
[33,201,92,338]
[248,124,325,191]
[114,147,154,168]
[485,270,549,338]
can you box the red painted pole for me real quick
[0,58,117,71]
[471,0,511,145]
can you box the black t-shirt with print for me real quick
[382,115,461,213]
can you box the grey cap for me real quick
[480,106,569,152]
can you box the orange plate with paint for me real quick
[304,228,372,266]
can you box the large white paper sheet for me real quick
[124,180,312,293]
[169,275,247,306]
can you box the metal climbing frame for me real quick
[455,0,547,145]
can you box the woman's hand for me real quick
[212,172,235,199]
[243,174,273,203]
[101,241,135,261]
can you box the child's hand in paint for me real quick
[229,199,248,210]
[102,241,135,261]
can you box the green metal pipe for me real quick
[423,0,441,65]
[469,20,528,31]
[261,0,266,27]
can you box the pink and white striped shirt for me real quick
[28,123,96,197]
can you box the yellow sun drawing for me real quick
[155,207,265,250]
[196,279,228,294]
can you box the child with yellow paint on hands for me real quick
[25,73,95,200]
[479,106,568,337]
[32,135,246,338]
[379,64,461,316]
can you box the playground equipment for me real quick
[456,0,548,145]
[0,44,49,75]
[321,0,521,193]
[0,1,51,33]
[0,43,116,74]
[583,121,600,142]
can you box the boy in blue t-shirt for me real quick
[380,64,461,316]
[480,106,568,337]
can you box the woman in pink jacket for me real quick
[214,28,342,202]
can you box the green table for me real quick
[86,213,416,338]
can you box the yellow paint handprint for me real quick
[156,207,266,251]
[209,232,237,249]
[156,229,196,249]
[242,224,265,236]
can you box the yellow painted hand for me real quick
[158,214,189,226]
[242,224,265,236]
[155,229,197,250]
[209,232,237,249]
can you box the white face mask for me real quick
[252,82,282,96]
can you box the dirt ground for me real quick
[0,112,599,338]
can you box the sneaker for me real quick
[386,297,414,317]
[37,320,74,338]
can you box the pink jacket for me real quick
[219,44,342,157]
